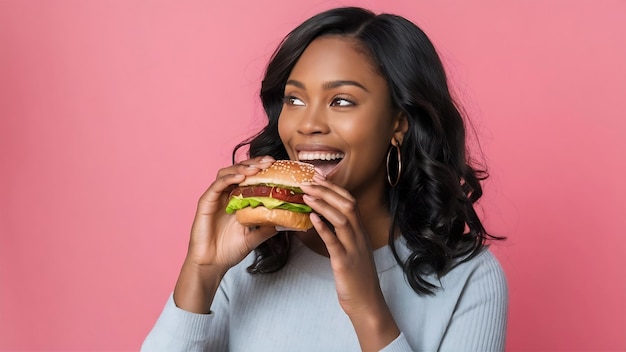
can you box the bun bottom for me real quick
[235,207,313,231]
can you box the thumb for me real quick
[245,226,279,250]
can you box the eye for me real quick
[330,97,355,107]
[283,96,305,106]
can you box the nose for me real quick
[297,104,330,135]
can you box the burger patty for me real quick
[229,185,305,204]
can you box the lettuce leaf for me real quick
[225,195,312,214]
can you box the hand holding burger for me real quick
[225,160,316,231]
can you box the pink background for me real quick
[1,0,625,350]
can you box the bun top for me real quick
[240,160,315,188]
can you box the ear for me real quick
[391,111,409,146]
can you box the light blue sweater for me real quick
[142,236,508,351]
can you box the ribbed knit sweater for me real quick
[142,236,508,351]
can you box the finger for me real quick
[301,183,359,229]
[200,157,277,213]
[303,192,358,246]
[210,157,275,198]
[216,156,275,179]
[311,174,355,202]
[244,226,279,250]
[310,212,346,257]
[238,155,275,167]
[198,173,246,209]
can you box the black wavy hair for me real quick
[233,7,503,295]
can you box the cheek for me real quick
[277,114,295,154]
[277,114,288,142]
[346,124,396,175]
[360,132,390,160]
[342,114,394,150]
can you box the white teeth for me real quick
[298,152,344,161]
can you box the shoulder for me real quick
[450,247,506,281]
[394,237,507,291]
[434,249,509,351]
[461,247,507,282]
[459,246,504,270]
[441,247,508,301]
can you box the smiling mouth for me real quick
[298,151,344,176]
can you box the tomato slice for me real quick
[230,186,304,204]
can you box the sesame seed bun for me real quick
[231,160,315,231]
[235,206,313,231]
[239,160,315,188]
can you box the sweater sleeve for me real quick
[140,290,229,352]
[379,332,415,352]
[439,251,509,352]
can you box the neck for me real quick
[355,178,393,249]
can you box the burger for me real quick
[225,160,315,231]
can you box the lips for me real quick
[295,146,344,177]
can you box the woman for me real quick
[142,7,507,352]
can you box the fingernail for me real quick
[313,173,325,182]
[260,156,275,163]
[302,194,317,202]
[309,212,321,223]
[314,167,325,177]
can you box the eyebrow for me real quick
[285,79,369,93]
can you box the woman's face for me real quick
[278,36,406,196]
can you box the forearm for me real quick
[173,259,226,314]
[349,302,401,352]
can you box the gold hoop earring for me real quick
[386,143,402,187]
